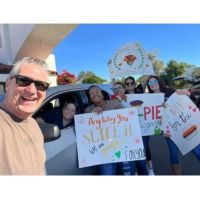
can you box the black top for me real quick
[38,108,74,129]
[163,87,175,101]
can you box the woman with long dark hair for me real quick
[146,75,183,175]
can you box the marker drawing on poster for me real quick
[127,93,164,136]
[75,108,145,168]
[108,42,155,78]
[162,93,200,155]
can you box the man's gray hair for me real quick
[9,57,49,77]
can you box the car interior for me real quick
[35,93,80,128]
[34,88,111,131]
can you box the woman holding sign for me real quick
[84,85,124,175]
[124,76,149,175]
[146,75,200,174]
[146,75,182,175]
[112,82,137,175]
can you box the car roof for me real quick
[0,83,114,104]
[46,83,113,98]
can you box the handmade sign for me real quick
[127,93,164,136]
[108,42,155,78]
[74,108,145,168]
[162,93,200,155]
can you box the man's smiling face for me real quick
[5,63,48,119]
[89,86,104,105]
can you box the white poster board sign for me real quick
[75,108,145,168]
[162,93,200,155]
[108,42,155,78]
[127,93,164,136]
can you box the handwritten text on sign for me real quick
[75,108,145,168]
[127,93,164,136]
[162,93,200,155]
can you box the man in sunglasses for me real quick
[0,57,49,175]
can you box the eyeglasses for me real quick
[148,79,158,86]
[11,75,49,91]
[126,82,135,86]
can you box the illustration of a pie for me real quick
[129,100,143,107]
[124,54,136,65]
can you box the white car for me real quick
[33,83,113,175]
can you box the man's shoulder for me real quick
[0,106,8,118]
[0,102,5,111]
[0,102,11,118]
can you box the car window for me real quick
[33,86,112,131]
[173,78,193,89]
[34,91,85,131]
[179,80,193,89]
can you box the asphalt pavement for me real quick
[149,134,200,175]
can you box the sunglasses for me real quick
[11,75,49,91]
[126,82,135,86]
[148,79,158,86]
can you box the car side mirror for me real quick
[38,123,61,143]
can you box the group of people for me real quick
[84,77,152,175]
[84,75,200,176]
[1,56,200,175]
[111,75,200,175]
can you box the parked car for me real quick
[173,76,200,108]
[0,84,114,175]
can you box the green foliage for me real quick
[136,75,147,85]
[111,77,126,85]
[164,60,187,87]
[78,70,106,83]
[153,60,165,76]
[160,74,170,86]
[147,51,165,76]
[78,71,94,80]
[192,68,200,80]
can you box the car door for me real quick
[45,125,96,175]
[34,89,98,175]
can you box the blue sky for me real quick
[53,24,200,80]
